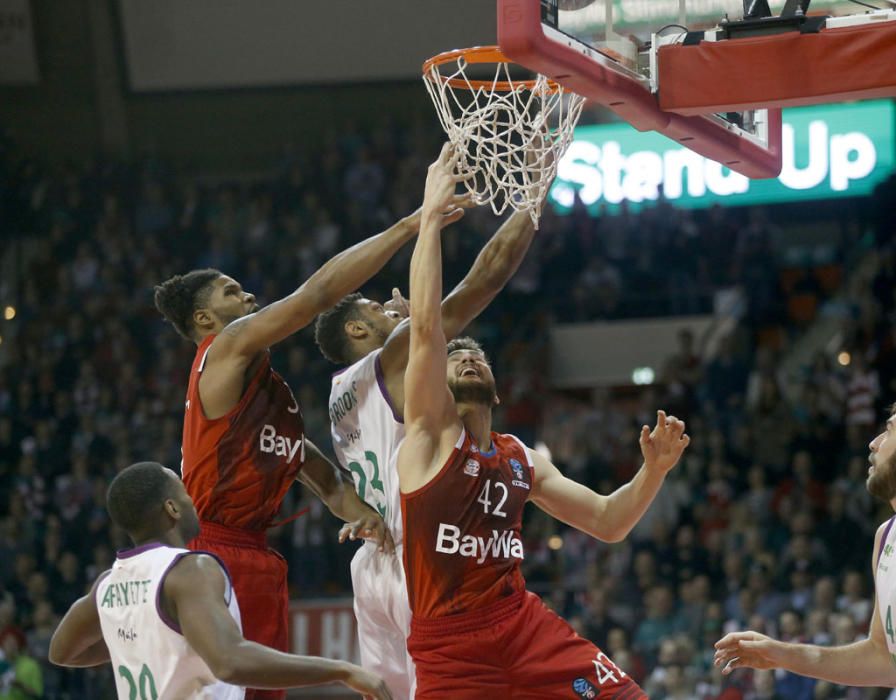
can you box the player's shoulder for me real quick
[91,568,113,593]
[166,552,228,591]
[494,432,535,466]
[877,515,896,540]
[873,515,896,565]
[331,348,381,387]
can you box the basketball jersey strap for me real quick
[880,515,896,562]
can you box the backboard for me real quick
[498,0,895,178]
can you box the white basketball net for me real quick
[424,52,585,227]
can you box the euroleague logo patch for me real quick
[572,677,598,698]
[509,458,530,490]
[464,459,480,477]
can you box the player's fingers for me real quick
[721,656,742,675]
[639,425,650,444]
[438,142,454,161]
[442,208,465,226]
[382,529,396,554]
[715,631,761,648]
[713,652,732,667]
[715,633,741,647]
[680,434,691,449]
[337,524,352,543]
[655,410,667,434]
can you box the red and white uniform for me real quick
[181,334,305,700]
[401,429,646,699]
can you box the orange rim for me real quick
[423,45,563,92]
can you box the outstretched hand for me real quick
[338,514,395,554]
[343,665,393,700]
[404,193,475,233]
[422,143,473,224]
[714,631,784,674]
[639,409,690,475]
[384,288,410,320]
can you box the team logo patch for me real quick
[464,459,480,477]
[509,458,529,489]
[572,677,598,698]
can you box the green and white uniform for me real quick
[878,516,896,662]
[97,543,243,700]
[329,349,414,699]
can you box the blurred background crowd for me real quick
[1,115,896,700]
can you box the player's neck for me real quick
[131,531,188,549]
[355,339,380,360]
[194,328,219,345]
[458,403,493,450]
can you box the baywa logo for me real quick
[572,677,598,698]
[885,543,894,558]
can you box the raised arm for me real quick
[529,411,690,542]
[399,145,467,491]
[49,574,111,668]
[378,210,536,406]
[714,519,896,687]
[212,214,421,361]
[167,554,392,699]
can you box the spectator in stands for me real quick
[0,628,42,700]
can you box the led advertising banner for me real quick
[549,100,896,213]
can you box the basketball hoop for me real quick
[423,46,585,227]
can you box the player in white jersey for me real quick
[49,461,393,700]
[714,405,896,688]
[314,207,537,699]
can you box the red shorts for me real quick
[408,591,646,700]
[192,521,289,700]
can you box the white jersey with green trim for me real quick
[876,515,896,659]
[329,348,406,543]
[97,543,243,700]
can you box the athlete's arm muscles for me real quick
[400,145,467,491]
[198,216,421,419]
[298,439,393,551]
[530,412,690,542]
[378,210,536,411]
[49,573,111,668]
[715,519,896,687]
[165,555,390,697]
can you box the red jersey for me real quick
[401,429,532,619]
[181,334,306,531]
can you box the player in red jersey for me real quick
[397,144,692,698]
[153,191,467,700]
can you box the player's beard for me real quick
[448,376,497,406]
[867,452,896,503]
[217,310,244,328]
[371,324,391,347]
